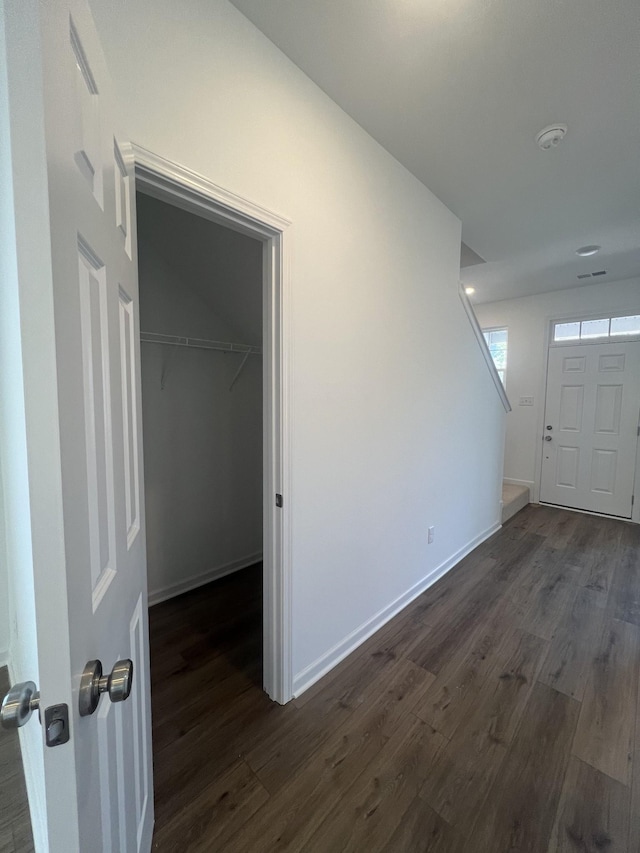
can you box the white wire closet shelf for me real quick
[140,330,262,355]
[140,331,261,391]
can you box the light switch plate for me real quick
[519,396,534,406]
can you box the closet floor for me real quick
[150,508,640,852]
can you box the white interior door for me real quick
[2,1,152,850]
[540,340,640,518]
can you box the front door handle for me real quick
[544,435,552,441]
[1,681,39,729]
[79,659,133,717]
[2,683,70,747]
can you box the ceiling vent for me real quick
[535,124,568,151]
[577,270,607,280]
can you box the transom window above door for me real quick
[553,314,640,344]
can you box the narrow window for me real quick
[483,327,508,386]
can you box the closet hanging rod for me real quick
[140,331,262,355]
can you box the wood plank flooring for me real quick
[150,506,640,852]
[0,667,35,853]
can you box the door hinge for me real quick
[275,493,283,508]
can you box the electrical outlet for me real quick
[428,526,435,544]
[519,396,534,406]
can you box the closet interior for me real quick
[136,190,264,687]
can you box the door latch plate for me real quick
[44,703,70,747]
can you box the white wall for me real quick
[90,0,507,692]
[0,0,15,674]
[137,194,263,604]
[0,467,9,666]
[0,6,48,847]
[475,277,640,500]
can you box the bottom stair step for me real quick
[502,483,530,523]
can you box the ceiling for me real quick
[229,0,640,304]
[136,192,263,343]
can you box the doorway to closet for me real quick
[136,184,267,687]
[135,186,272,834]
[132,148,293,711]
[131,150,293,841]
[137,191,265,610]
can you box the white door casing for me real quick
[540,341,640,518]
[132,146,293,706]
[2,1,153,850]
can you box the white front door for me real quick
[540,340,640,518]
[2,1,152,850]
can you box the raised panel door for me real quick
[540,341,640,517]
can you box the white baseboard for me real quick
[147,552,263,607]
[292,521,502,698]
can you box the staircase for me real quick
[501,482,530,523]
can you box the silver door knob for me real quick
[1,681,40,729]
[79,659,133,717]
[544,435,552,441]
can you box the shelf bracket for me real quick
[229,349,252,391]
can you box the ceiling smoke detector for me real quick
[576,245,600,257]
[535,124,568,151]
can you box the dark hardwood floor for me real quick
[0,667,35,852]
[149,505,640,852]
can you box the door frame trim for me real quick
[132,144,294,703]
[538,316,640,524]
